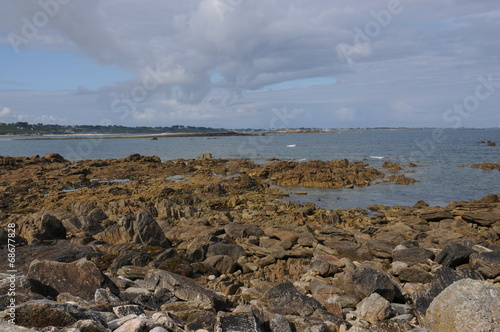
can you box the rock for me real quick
[461,211,499,226]
[398,267,433,284]
[0,240,102,275]
[144,269,229,310]
[215,312,265,332]
[43,153,67,163]
[367,240,395,259]
[224,223,264,239]
[197,153,213,159]
[207,242,246,260]
[392,247,435,266]
[114,317,156,332]
[265,281,323,316]
[96,211,170,247]
[434,242,473,268]
[351,263,405,303]
[109,251,154,275]
[418,209,453,221]
[151,312,186,331]
[108,314,139,330]
[356,293,392,324]
[26,258,118,301]
[70,319,110,332]
[0,321,37,332]
[95,288,122,305]
[203,255,238,275]
[18,214,67,243]
[266,314,293,332]
[14,301,107,329]
[426,279,500,332]
[412,267,483,318]
[469,251,500,278]
[113,305,145,318]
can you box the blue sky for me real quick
[0,0,499,128]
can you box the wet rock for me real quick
[356,293,392,324]
[265,281,323,316]
[469,250,500,278]
[18,214,66,244]
[426,279,500,332]
[392,247,435,266]
[26,258,118,301]
[351,263,405,303]
[215,312,265,332]
[434,242,473,268]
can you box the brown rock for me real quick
[18,214,66,244]
[26,258,118,301]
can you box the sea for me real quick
[1,128,499,210]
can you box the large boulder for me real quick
[144,269,229,310]
[435,242,473,268]
[265,282,323,316]
[215,312,265,332]
[26,258,118,301]
[426,279,500,332]
[95,211,170,247]
[18,214,66,243]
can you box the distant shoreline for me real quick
[9,131,257,141]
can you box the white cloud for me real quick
[0,107,12,118]
[336,108,356,121]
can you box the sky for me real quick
[0,0,499,129]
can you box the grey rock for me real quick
[265,281,323,316]
[435,242,473,268]
[112,305,145,318]
[268,314,293,332]
[0,321,37,332]
[215,312,265,332]
[108,314,139,330]
[114,317,156,332]
[398,266,433,283]
[95,288,122,305]
[426,279,500,332]
[144,269,229,310]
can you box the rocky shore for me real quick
[0,154,499,332]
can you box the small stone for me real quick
[356,293,392,324]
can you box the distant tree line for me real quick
[0,122,228,135]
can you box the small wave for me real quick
[370,156,384,159]
[287,144,296,147]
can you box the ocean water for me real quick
[1,128,499,209]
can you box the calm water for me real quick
[1,129,499,209]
